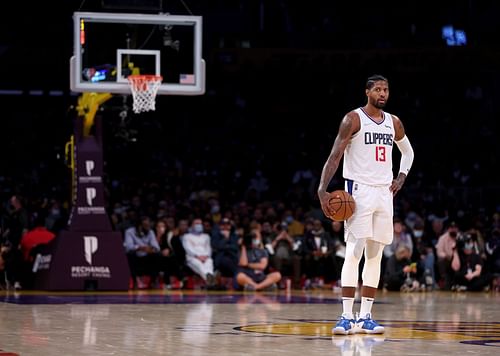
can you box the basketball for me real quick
[328,190,355,221]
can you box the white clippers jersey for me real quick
[342,107,395,186]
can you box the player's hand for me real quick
[318,190,335,218]
[390,178,403,196]
[390,174,406,196]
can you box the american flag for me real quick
[180,74,195,84]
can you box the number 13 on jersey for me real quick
[375,146,386,161]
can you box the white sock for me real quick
[359,297,374,319]
[341,297,355,319]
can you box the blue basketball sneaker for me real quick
[332,315,356,335]
[356,313,385,334]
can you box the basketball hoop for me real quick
[127,74,163,113]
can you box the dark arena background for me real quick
[0,1,499,355]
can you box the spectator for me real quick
[211,217,239,279]
[463,227,486,261]
[269,221,302,288]
[383,245,420,291]
[156,219,184,289]
[124,216,161,289]
[282,209,304,238]
[451,233,491,291]
[435,221,460,290]
[485,228,500,275]
[303,219,336,287]
[410,220,436,290]
[235,227,281,291]
[247,170,269,201]
[1,195,29,289]
[182,218,216,287]
[383,218,413,259]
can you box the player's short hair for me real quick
[366,74,388,89]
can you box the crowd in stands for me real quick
[1,176,499,292]
[1,1,499,291]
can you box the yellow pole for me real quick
[67,92,112,202]
[64,135,75,204]
[76,92,112,137]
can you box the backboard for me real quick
[70,12,205,96]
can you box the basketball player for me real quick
[317,75,414,334]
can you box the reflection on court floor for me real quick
[0,290,499,355]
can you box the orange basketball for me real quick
[328,190,355,221]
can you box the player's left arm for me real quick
[391,115,414,195]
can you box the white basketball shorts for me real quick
[343,179,394,245]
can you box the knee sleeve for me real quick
[361,240,384,288]
[341,236,366,287]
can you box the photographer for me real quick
[463,228,486,261]
[269,221,302,288]
[235,228,281,291]
[383,245,420,292]
[451,233,491,291]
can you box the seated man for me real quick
[235,228,281,291]
[303,219,336,287]
[124,216,161,289]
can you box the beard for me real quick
[373,99,386,109]
[369,96,386,109]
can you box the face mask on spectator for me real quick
[193,224,203,234]
[285,216,293,224]
[414,230,423,238]
[464,242,474,251]
[252,239,260,248]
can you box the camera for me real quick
[455,233,473,250]
[276,221,288,232]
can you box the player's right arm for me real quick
[317,111,359,217]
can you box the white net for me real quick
[127,75,163,114]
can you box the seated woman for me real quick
[235,227,281,291]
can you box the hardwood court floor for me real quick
[0,289,499,355]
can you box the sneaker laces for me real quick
[358,313,383,329]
